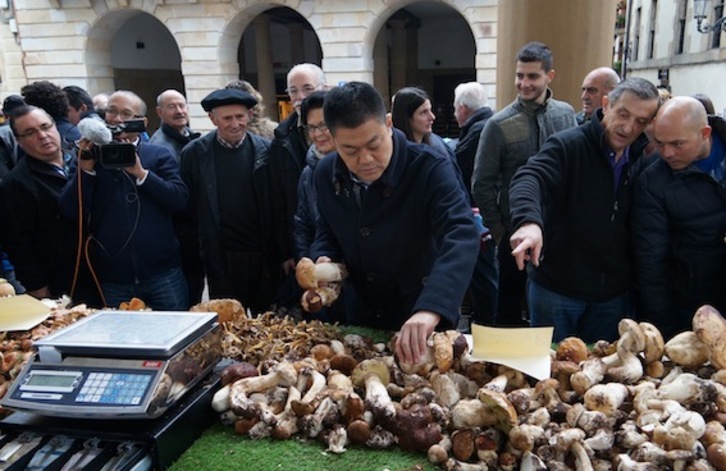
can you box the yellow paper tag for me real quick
[467,324,554,380]
[0,294,51,331]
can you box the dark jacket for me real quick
[0,126,19,182]
[509,109,649,302]
[149,124,201,160]
[55,117,81,149]
[59,142,187,284]
[269,111,309,261]
[455,106,494,205]
[0,156,74,294]
[180,131,281,279]
[312,129,479,331]
[473,90,577,240]
[293,146,324,260]
[633,115,726,338]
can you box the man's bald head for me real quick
[156,89,189,131]
[581,67,621,117]
[653,96,712,170]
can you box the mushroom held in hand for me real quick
[301,285,341,313]
[295,257,348,290]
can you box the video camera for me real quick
[80,119,146,169]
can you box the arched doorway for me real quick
[373,1,476,138]
[237,7,323,121]
[86,10,183,134]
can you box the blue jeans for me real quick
[527,278,632,343]
[102,267,189,311]
[469,241,499,326]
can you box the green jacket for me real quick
[472,89,576,241]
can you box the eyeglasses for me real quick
[285,84,321,97]
[106,108,144,120]
[16,122,55,139]
[305,122,328,135]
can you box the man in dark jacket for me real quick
[269,63,326,305]
[149,89,203,304]
[633,96,726,339]
[59,91,188,310]
[149,89,200,159]
[312,81,479,365]
[509,77,660,343]
[453,82,497,327]
[0,105,75,300]
[180,89,282,313]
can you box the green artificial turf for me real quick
[169,423,437,471]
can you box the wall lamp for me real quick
[694,0,726,33]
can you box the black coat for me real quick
[455,106,494,205]
[0,156,74,294]
[509,109,649,301]
[268,111,309,261]
[312,129,479,330]
[180,131,282,280]
[633,115,726,338]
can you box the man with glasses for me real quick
[0,105,77,300]
[180,88,282,314]
[59,90,189,310]
[269,63,326,307]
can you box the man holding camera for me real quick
[59,90,189,310]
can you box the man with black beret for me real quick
[180,88,284,313]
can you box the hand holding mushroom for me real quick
[295,257,348,313]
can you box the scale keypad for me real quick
[75,372,151,405]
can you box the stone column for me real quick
[254,14,278,121]
[496,0,617,109]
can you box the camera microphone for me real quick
[78,117,112,146]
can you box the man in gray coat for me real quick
[472,41,576,327]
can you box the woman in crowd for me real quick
[391,86,452,157]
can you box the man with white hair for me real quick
[452,82,497,328]
[269,63,327,306]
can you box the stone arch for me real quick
[84,8,183,131]
[365,0,482,137]
[219,3,323,121]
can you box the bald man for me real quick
[633,96,726,339]
[576,67,620,124]
[149,89,200,159]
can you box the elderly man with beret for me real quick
[180,88,283,313]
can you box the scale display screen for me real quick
[26,374,76,388]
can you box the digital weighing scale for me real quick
[2,310,222,420]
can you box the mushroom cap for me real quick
[640,322,665,363]
[190,298,246,323]
[295,257,318,290]
[617,318,646,353]
[329,353,358,376]
[351,359,390,388]
[346,419,371,445]
[556,337,589,364]
[477,388,518,432]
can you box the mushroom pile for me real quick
[212,304,726,470]
[0,300,94,414]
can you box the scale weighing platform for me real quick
[0,311,225,470]
[2,310,222,419]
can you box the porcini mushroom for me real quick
[693,305,726,370]
[295,257,347,290]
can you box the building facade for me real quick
[0,0,627,134]
[625,0,726,114]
